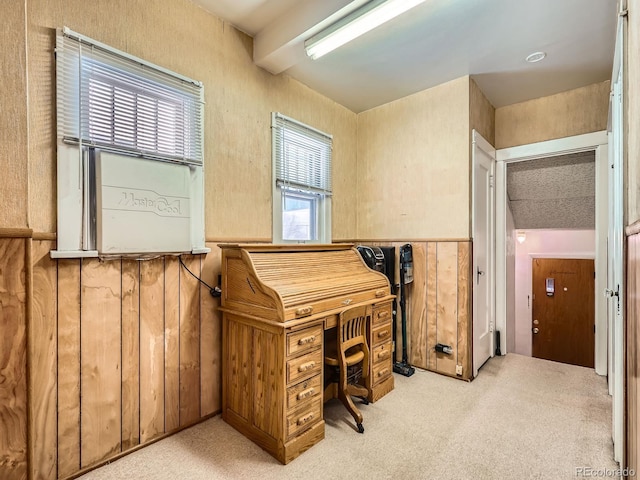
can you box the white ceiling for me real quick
[191,0,618,113]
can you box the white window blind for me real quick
[272,113,332,195]
[56,27,204,166]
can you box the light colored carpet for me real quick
[78,354,619,480]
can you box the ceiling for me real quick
[191,0,618,113]
[507,152,595,230]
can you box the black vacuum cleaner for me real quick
[393,243,415,377]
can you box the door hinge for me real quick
[594,325,596,333]
[490,321,494,332]
[489,174,494,188]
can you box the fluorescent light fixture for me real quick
[305,0,427,60]
[516,231,526,244]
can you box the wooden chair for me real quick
[324,305,371,433]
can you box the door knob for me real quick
[532,327,539,334]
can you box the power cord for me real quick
[179,256,222,298]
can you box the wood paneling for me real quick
[80,259,122,467]
[408,244,427,368]
[627,233,640,472]
[121,260,140,451]
[140,258,165,443]
[368,240,472,380]
[0,238,27,480]
[30,240,57,480]
[495,81,610,149]
[164,257,181,432]
[57,259,81,478]
[179,255,201,426]
[200,244,222,417]
[435,242,460,376]
[22,248,224,478]
[456,242,472,377]
[426,243,438,370]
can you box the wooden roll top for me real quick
[219,244,392,322]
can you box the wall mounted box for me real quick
[96,153,191,254]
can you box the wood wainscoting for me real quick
[368,241,472,381]
[627,228,640,472]
[22,239,224,479]
[0,235,29,480]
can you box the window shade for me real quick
[273,113,332,195]
[56,28,204,166]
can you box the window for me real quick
[53,27,207,257]
[272,113,332,243]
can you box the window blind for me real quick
[56,28,204,166]
[272,113,332,195]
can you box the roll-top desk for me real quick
[219,244,395,464]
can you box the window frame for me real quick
[271,112,332,244]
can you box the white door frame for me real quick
[472,130,496,377]
[495,131,609,376]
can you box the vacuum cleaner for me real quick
[393,243,415,377]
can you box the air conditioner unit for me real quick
[96,152,191,254]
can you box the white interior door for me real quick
[608,30,625,463]
[473,130,496,377]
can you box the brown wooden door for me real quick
[531,258,595,368]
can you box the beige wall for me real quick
[356,76,471,240]
[495,81,610,149]
[1,0,28,229]
[25,0,358,241]
[470,78,496,146]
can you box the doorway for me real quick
[495,131,608,372]
[531,257,595,368]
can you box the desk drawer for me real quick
[287,349,323,385]
[287,374,322,410]
[286,397,322,439]
[372,357,392,385]
[372,303,392,326]
[371,322,392,347]
[372,342,393,365]
[287,324,322,357]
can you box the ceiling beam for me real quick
[253,0,367,74]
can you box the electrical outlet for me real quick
[456,365,463,376]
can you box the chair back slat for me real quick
[339,305,369,351]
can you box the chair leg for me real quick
[338,386,363,427]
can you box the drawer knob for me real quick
[377,330,389,338]
[295,306,314,317]
[377,311,389,319]
[297,387,315,400]
[378,350,390,360]
[297,335,316,346]
[375,289,386,297]
[297,412,314,426]
[298,361,316,372]
[378,368,390,378]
